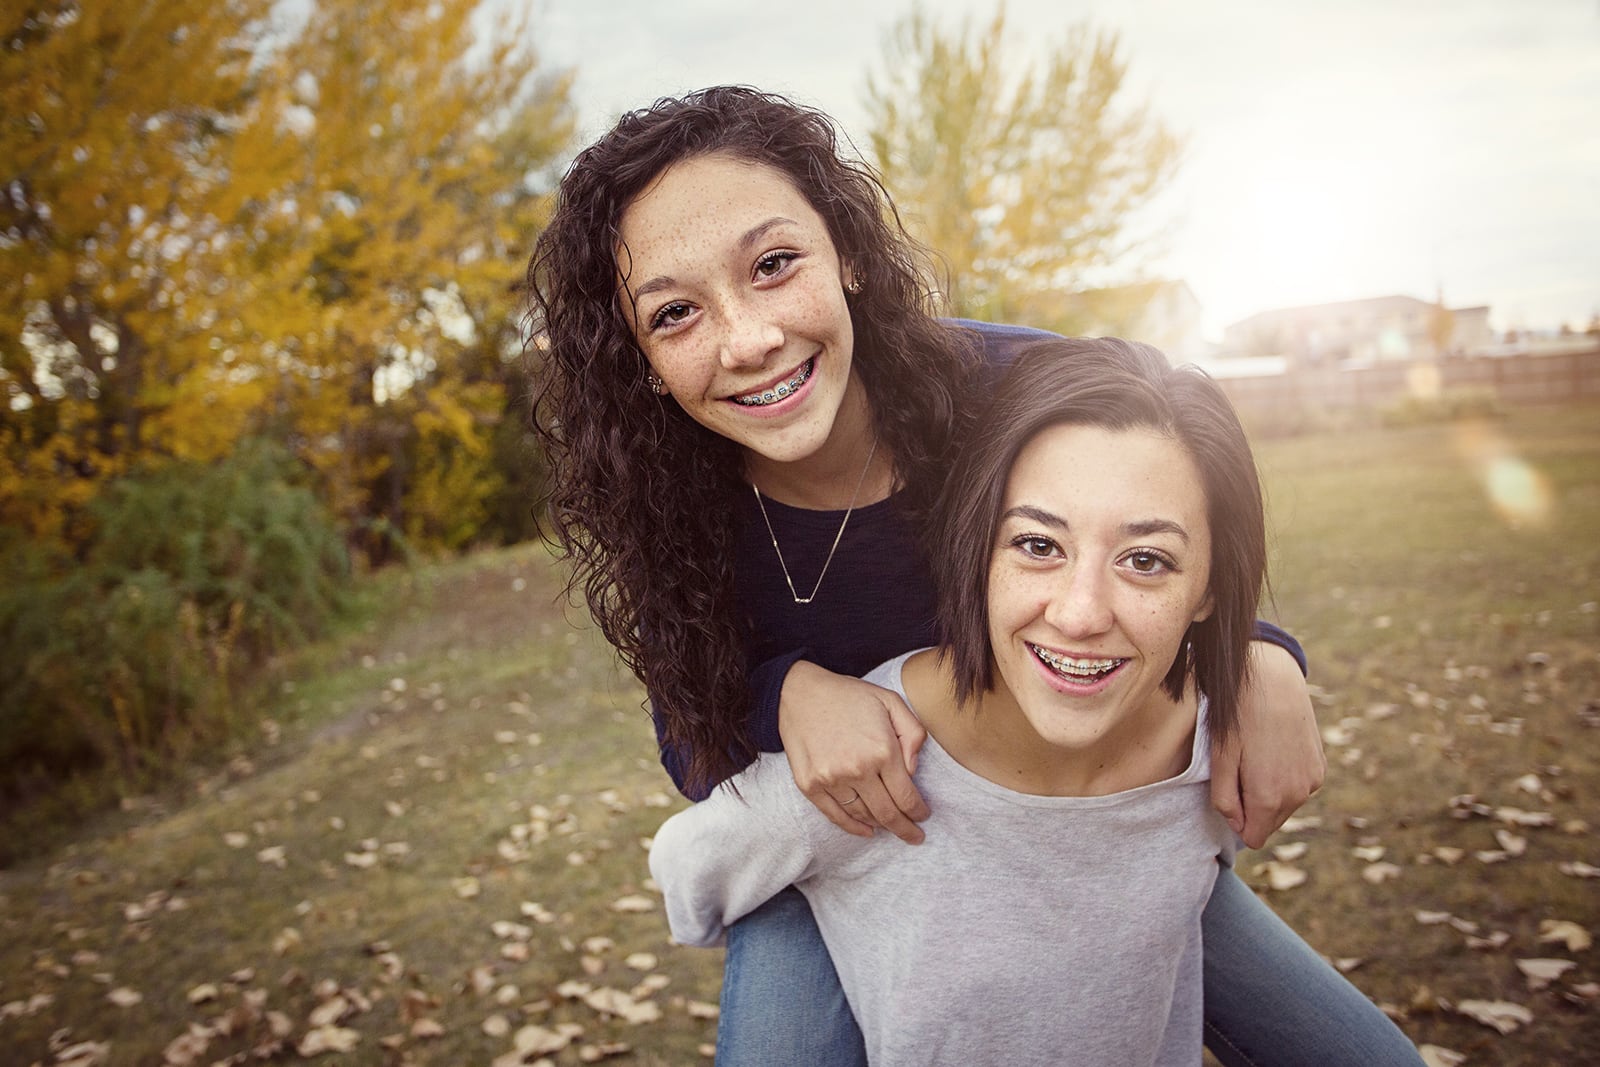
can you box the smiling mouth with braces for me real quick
[732,358,814,407]
[1029,644,1126,680]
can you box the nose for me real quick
[1044,563,1115,640]
[718,306,783,370]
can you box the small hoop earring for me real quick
[846,273,864,294]
[645,372,667,396]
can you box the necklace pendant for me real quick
[751,439,879,609]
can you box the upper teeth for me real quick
[734,360,812,406]
[1031,646,1122,675]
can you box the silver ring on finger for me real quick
[838,789,861,807]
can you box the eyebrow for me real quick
[1000,506,1190,543]
[627,216,801,302]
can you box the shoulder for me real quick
[939,318,1066,369]
[859,649,924,695]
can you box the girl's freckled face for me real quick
[615,153,863,470]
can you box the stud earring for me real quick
[645,372,667,396]
[845,274,864,294]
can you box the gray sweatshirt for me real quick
[648,650,1238,1067]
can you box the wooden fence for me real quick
[1217,346,1600,419]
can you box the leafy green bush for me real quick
[0,441,351,803]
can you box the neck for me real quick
[905,651,1197,797]
[744,373,896,509]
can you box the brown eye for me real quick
[1012,535,1059,559]
[1124,550,1176,575]
[754,251,797,278]
[649,302,693,331]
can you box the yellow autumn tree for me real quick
[1,0,277,542]
[864,5,1181,325]
[1,0,573,556]
[218,0,573,557]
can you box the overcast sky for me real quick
[528,0,1599,338]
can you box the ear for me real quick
[1191,589,1215,624]
[840,259,863,294]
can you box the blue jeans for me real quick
[715,868,1423,1067]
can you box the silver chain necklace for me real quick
[751,439,879,605]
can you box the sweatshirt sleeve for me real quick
[647,755,820,948]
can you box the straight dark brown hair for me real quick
[930,337,1267,743]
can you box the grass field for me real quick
[1,403,1596,1066]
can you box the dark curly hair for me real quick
[931,338,1267,745]
[525,86,980,796]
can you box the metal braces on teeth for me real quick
[734,360,812,406]
[1032,645,1123,675]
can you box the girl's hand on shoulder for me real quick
[778,661,930,844]
[1210,641,1327,850]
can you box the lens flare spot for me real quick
[1454,422,1553,529]
[1485,456,1552,527]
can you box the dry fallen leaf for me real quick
[308,995,351,1028]
[1362,862,1402,885]
[454,877,482,899]
[53,1041,111,1067]
[1418,1045,1467,1067]
[1495,807,1554,828]
[107,987,143,1007]
[686,1000,719,1020]
[609,895,655,913]
[1466,931,1511,951]
[483,1014,511,1038]
[297,1024,361,1055]
[1494,829,1527,856]
[1559,861,1600,879]
[410,1018,445,1039]
[1431,847,1465,865]
[1538,919,1593,952]
[1272,842,1308,862]
[578,1041,631,1063]
[1351,845,1386,863]
[625,952,658,971]
[1253,861,1307,891]
[494,920,534,942]
[163,1029,210,1065]
[1454,998,1533,1034]
[1516,957,1577,990]
[512,1023,576,1055]
[1416,910,1453,926]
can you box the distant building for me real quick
[1222,295,1494,365]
